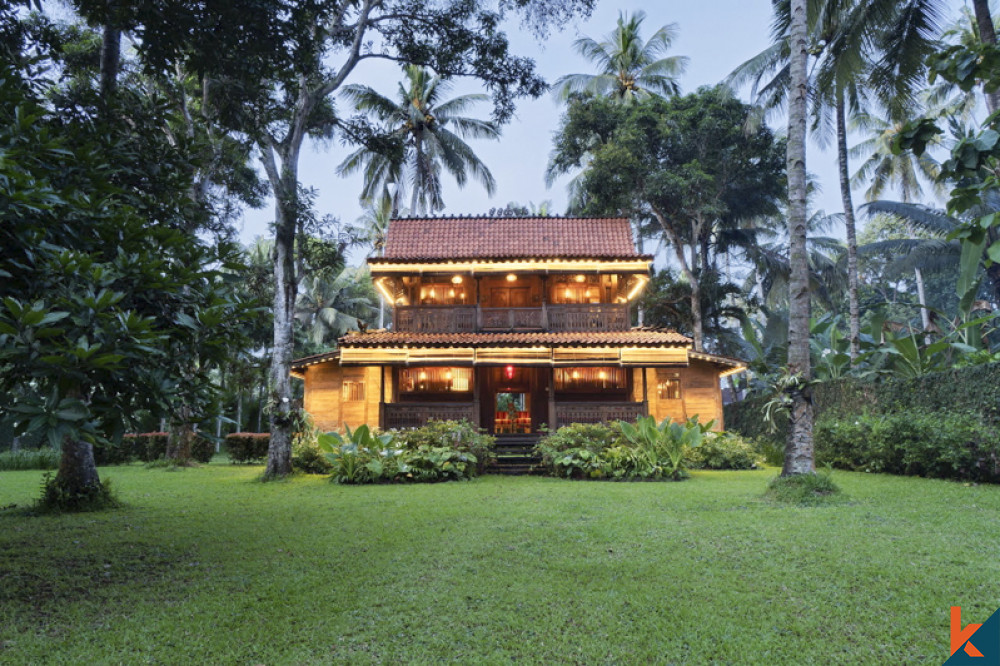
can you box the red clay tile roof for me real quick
[377,216,642,261]
[338,329,691,348]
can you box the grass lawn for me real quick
[1,463,998,664]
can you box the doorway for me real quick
[495,392,530,434]
[480,366,549,434]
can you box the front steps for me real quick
[490,434,542,475]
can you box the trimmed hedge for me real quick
[815,410,1000,483]
[724,362,1000,447]
[122,432,169,463]
[226,433,270,464]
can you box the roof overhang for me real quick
[368,257,653,276]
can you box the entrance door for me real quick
[479,366,550,434]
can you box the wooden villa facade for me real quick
[291,216,745,434]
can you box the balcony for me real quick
[393,303,629,333]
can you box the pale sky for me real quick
[237,1,958,256]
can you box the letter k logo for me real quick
[952,607,985,658]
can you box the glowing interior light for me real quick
[445,370,453,380]
[419,371,427,380]
[429,288,436,299]
[571,370,579,380]
[449,289,455,298]
[451,275,463,284]
[506,274,517,282]
[574,274,586,282]
[599,371,607,380]
[504,365,515,380]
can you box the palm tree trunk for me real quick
[973,0,1000,113]
[783,0,814,477]
[914,267,931,345]
[836,93,860,364]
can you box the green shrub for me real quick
[685,432,762,470]
[92,438,136,466]
[764,470,842,505]
[815,410,1000,482]
[724,362,1000,450]
[0,448,60,471]
[124,432,169,462]
[191,434,216,464]
[399,445,477,482]
[535,422,621,471]
[226,433,270,464]
[292,438,333,474]
[393,419,495,474]
[535,417,709,481]
[317,424,484,484]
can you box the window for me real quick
[417,282,468,305]
[555,367,626,392]
[657,372,681,400]
[342,381,366,402]
[399,367,473,394]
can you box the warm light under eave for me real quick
[625,276,649,302]
[374,278,395,304]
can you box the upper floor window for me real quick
[417,282,468,305]
[555,367,627,392]
[399,367,473,394]
[550,275,614,304]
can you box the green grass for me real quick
[1,464,999,664]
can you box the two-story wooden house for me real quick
[291,216,745,435]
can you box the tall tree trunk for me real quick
[973,0,1000,114]
[783,0,814,477]
[835,93,860,364]
[635,220,645,326]
[265,185,297,477]
[650,209,703,351]
[99,23,121,99]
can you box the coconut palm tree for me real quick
[850,111,943,203]
[294,266,376,348]
[345,195,393,328]
[729,0,944,365]
[551,10,688,104]
[784,0,813,476]
[337,65,499,216]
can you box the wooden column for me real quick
[472,366,481,428]
[548,367,557,430]
[541,275,549,329]
[379,366,387,429]
[641,367,649,418]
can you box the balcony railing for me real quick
[394,303,629,333]
[547,304,628,331]
[395,306,477,333]
[555,401,646,427]
[383,402,476,430]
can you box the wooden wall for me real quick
[641,361,725,430]
[303,363,385,432]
